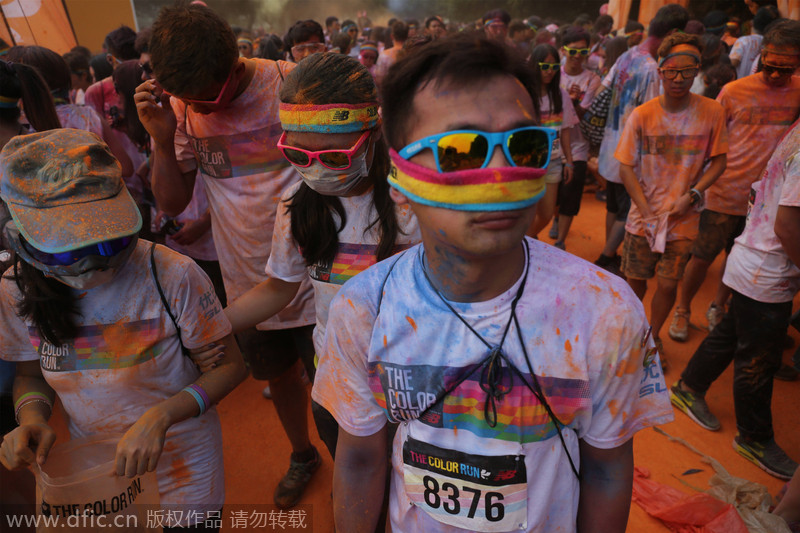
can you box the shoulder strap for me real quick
[149,242,190,356]
[276,60,285,82]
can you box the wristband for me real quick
[689,188,702,205]
[14,392,53,425]
[182,385,207,416]
[188,384,211,411]
[564,162,574,168]
[14,391,52,412]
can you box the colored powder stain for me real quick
[595,270,609,281]
[574,334,579,342]
[615,355,641,377]
[564,339,572,352]
[406,316,417,332]
[383,335,387,348]
[556,328,560,336]
[347,298,355,310]
[608,399,619,417]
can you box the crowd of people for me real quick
[0,0,798,531]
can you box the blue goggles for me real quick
[398,126,557,173]
[4,221,138,276]
[22,236,134,266]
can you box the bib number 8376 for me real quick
[422,475,505,522]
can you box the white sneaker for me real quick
[706,304,723,331]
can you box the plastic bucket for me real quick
[33,434,161,532]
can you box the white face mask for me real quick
[292,143,371,196]
[53,269,117,290]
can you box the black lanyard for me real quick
[420,239,581,480]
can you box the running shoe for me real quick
[274,446,321,509]
[733,435,798,480]
[670,381,720,431]
[668,308,690,342]
[706,303,723,331]
[548,219,559,240]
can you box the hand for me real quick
[190,343,225,373]
[563,164,574,185]
[0,423,56,470]
[152,210,169,234]
[569,84,582,102]
[115,406,170,478]
[170,217,208,246]
[134,79,177,146]
[668,193,692,218]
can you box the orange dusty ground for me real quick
[49,189,799,532]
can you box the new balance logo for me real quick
[332,110,350,121]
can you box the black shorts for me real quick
[690,210,746,262]
[557,160,588,217]
[236,325,316,381]
[606,182,631,222]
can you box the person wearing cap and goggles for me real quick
[313,33,673,533]
[615,32,727,370]
[134,3,320,511]
[0,129,247,529]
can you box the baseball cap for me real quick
[0,128,142,253]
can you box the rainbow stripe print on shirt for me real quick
[368,361,591,443]
[309,242,414,285]
[29,319,163,372]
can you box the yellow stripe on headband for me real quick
[388,161,545,211]
[279,102,380,133]
[0,94,19,108]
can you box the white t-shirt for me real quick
[0,241,232,520]
[266,181,420,354]
[730,34,762,81]
[724,121,800,303]
[560,69,602,162]
[313,237,673,533]
[172,58,315,330]
[165,177,218,262]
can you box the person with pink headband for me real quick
[314,32,672,533]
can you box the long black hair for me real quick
[7,257,80,346]
[529,43,563,118]
[279,52,400,268]
[0,57,60,131]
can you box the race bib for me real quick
[403,437,527,532]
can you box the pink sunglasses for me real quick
[277,130,370,170]
[162,65,238,106]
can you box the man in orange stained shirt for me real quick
[669,20,800,343]
[615,32,727,367]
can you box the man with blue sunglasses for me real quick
[313,33,672,533]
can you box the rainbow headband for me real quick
[388,149,545,212]
[279,102,379,133]
[237,38,252,45]
[0,94,19,109]
[360,44,378,54]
